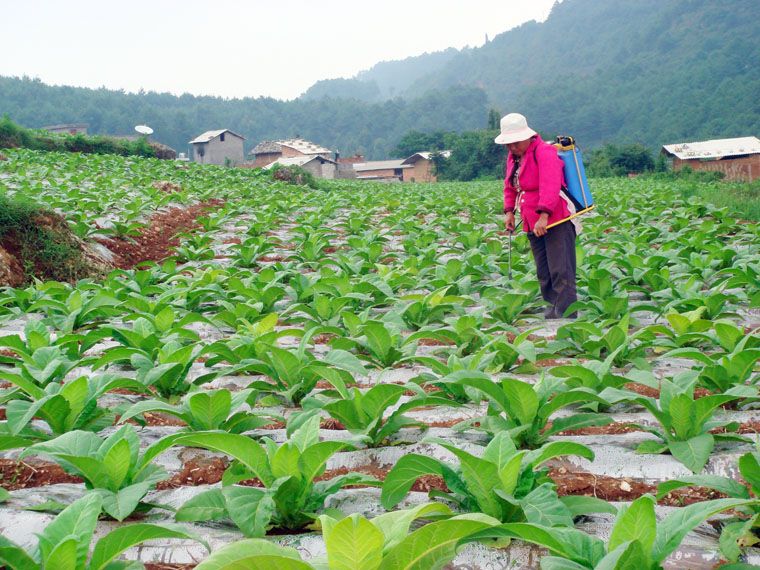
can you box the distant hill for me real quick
[301,48,460,101]
[0,78,487,159]
[301,0,760,148]
[1,0,757,157]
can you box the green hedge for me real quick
[0,116,156,158]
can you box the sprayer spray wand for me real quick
[507,220,523,280]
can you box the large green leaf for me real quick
[378,519,493,570]
[668,433,714,473]
[370,503,453,553]
[176,489,227,521]
[524,442,594,468]
[0,534,37,570]
[188,390,231,430]
[652,498,759,563]
[501,379,539,426]
[520,484,573,527]
[656,475,750,500]
[223,486,276,538]
[435,442,503,519]
[37,494,102,569]
[481,431,518,469]
[381,454,446,509]
[44,536,79,570]
[102,438,132,491]
[89,524,208,570]
[324,514,384,570]
[462,523,604,566]
[97,482,152,521]
[739,452,760,494]
[139,432,273,485]
[594,540,649,570]
[194,539,311,570]
[299,441,348,483]
[608,495,656,554]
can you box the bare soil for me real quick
[156,457,230,490]
[97,199,224,269]
[0,459,82,490]
[550,466,728,506]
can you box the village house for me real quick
[42,123,88,135]
[249,138,332,168]
[661,136,760,182]
[264,155,338,179]
[353,159,411,182]
[401,150,451,182]
[189,129,245,166]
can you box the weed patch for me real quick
[0,195,99,284]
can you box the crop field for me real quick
[0,148,758,569]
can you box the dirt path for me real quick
[98,199,224,269]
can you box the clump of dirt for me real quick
[554,422,640,436]
[623,382,660,398]
[156,457,230,489]
[98,199,223,269]
[550,466,728,505]
[117,411,186,427]
[0,459,82,490]
[321,418,346,430]
[312,333,336,345]
[0,200,113,286]
[151,180,183,194]
[417,338,455,347]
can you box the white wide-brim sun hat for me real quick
[494,113,537,145]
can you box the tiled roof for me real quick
[189,129,245,144]
[401,150,452,164]
[263,155,336,170]
[662,137,760,160]
[353,159,411,172]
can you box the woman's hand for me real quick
[533,212,549,237]
[504,212,515,233]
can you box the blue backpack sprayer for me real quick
[507,135,595,278]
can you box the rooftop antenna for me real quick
[135,125,153,137]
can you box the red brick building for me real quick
[401,151,451,183]
[661,136,760,182]
[248,138,332,168]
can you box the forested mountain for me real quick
[302,0,760,148]
[1,0,757,157]
[0,78,487,158]
[301,48,460,101]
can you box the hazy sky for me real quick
[4,0,556,100]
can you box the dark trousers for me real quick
[528,221,577,316]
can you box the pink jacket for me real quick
[503,136,570,233]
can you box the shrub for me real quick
[0,195,91,283]
[0,116,157,158]
[270,163,319,189]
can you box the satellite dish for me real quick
[135,125,153,135]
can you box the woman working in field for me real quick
[497,113,578,319]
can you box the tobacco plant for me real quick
[464,495,760,570]
[656,449,760,562]
[19,425,171,520]
[304,383,457,447]
[174,415,378,534]
[452,375,612,449]
[632,377,754,472]
[0,374,147,440]
[0,494,206,570]
[381,432,610,526]
[194,504,497,570]
[118,388,281,432]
